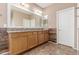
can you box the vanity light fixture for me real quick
[21,3,30,9]
[44,15,48,19]
[34,9,42,16]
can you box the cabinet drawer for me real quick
[9,32,27,38]
[38,31,43,34]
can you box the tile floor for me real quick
[0,41,78,55]
[23,41,78,55]
[0,49,8,54]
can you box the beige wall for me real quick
[43,3,77,28]
[77,4,79,7]
[0,3,7,28]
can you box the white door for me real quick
[57,7,75,47]
[77,9,79,50]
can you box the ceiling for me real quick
[36,3,52,8]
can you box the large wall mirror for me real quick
[8,4,48,28]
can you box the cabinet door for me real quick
[32,32,38,45]
[44,30,49,42]
[9,36,20,54]
[9,32,28,54]
[27,32,38,49]
[21,32,28,51]
[38,31,44,44]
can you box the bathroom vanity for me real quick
[6,4,49,55]
[8,29,49,54]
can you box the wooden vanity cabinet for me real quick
[8,30,49,54]
[27,31,38,49]
[9,32,28,54]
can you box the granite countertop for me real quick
[7,28,48,33]
[7,30,44,33]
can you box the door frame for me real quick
[56,7,77,49]
[76,7,79,51]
